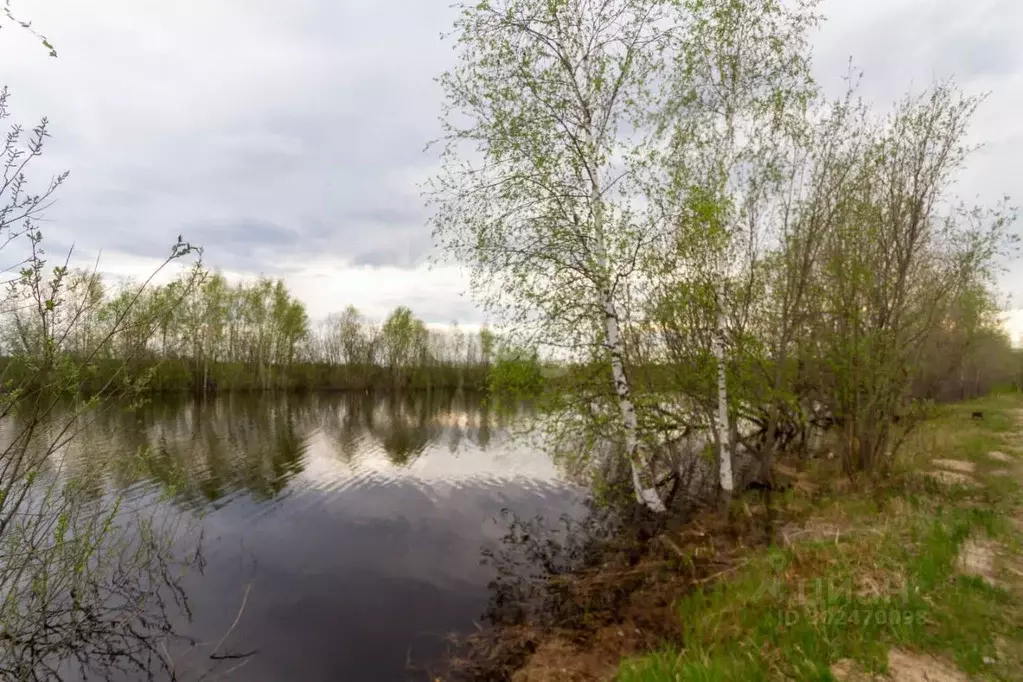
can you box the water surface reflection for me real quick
[62,391,581,681]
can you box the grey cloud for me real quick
[934,34,1018,81]
[813,0,1023,100]
[0,0,454,275]
[341,208,426,227]
[222,219,299,247]
[349,246,423,269]
[1,0,1020,322]
[173,218,306,274]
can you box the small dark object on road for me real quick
[971,411,984,420]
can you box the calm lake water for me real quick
[49,391,583,681]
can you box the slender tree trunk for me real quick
[603,294,666,513]
[586,133,665,513]
[714,281,734,502]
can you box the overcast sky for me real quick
[0,0,1020,337]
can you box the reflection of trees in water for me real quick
[312,393,369,464]
[67,396,315,507]
[18,391,526,506]
[222,396,311,500]
[478,404,493,450]
[315,392,438,466]
[0,402,152,502]
[315,390,503,467]
[375,393,436,465]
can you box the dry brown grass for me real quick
[956,538,999,587]
[924,470,978,487]
[831,649,969,682]
[931,459,976,474]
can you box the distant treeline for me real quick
[0,266,502,394]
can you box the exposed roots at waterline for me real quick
[443,493,786,682]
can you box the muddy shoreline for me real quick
[443,460,812,682]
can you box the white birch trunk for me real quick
[602,294,666,513]
[569,25,663,513]
[714,281,734,497]
[712,280,736,498]
[585,162,662,511]
[588,173,664,512]
[587,162,664,511]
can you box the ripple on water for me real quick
[7,392,584,682]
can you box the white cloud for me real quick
[277,258,476,323]
[58,246,477,324]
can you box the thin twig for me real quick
[208,583,251,661]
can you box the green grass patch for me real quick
[619,394,1023,681]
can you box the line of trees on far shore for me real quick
[0,264,518,393]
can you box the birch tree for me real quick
[337,304,367,365]
[655,0,819,495]
[429,0,681,511]
[429,0,824,510]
